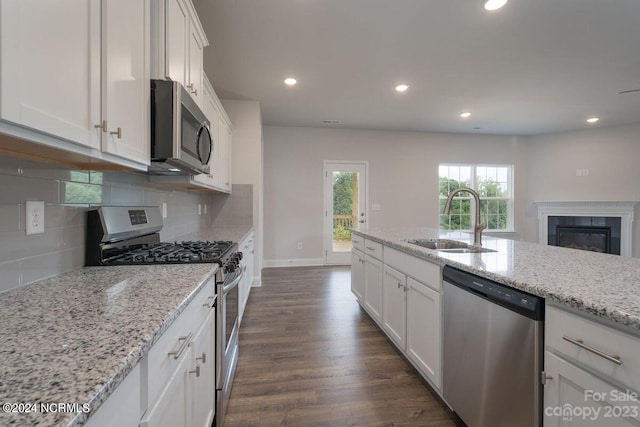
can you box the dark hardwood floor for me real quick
[224,266,462,427]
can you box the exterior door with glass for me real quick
[324,161,367,264]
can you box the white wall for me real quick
[264,126,528,264]
[522,123,640,255]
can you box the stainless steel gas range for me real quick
[86,206,243,427]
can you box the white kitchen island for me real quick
[351,227,640,427]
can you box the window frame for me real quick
[438,163,515,232]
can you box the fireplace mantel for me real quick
[536,201,637,256]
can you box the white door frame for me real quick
[323,160,369,265]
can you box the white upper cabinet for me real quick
[0,0,150,169]
[0,0,101,149]
[187,23,205,105]
[166,0,189,86]
[153,0,208,107]
[101,0,150,165]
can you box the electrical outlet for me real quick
[198,204,202,215]
[297,242,303,250]
[582,168,589,176]
[26,201,45,235]
[576,169,583,176]
[161,202,167,218]
[204,204,207,215]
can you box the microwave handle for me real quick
[197,125,213,165]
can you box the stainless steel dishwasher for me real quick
[443,266,544,427]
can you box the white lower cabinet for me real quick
[140,280,216,427]
[140,353,191,427]
[85,364,141,427]
[239,232,255,322]
[351,238,443,392]
[191,311,216,427]
[544,351,640,426]
[406,277,442,389]
[351,249,365,302]
[382,265,407,349]
[543,305,640,427]
[364,255,383,324]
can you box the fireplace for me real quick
[536,201,636,257]
[547,216,620,255]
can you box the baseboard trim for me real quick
[263,258,325,268]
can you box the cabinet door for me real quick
[165,0,188,86]
[544,351,640,426]
[240,236,255,319]
[351,249,365,302]
[85,364,140,427]
[187,25,204,106]
[218,118,232,192]
[406,277,442,389]
[140,350,190,427]
[364,255,383,323]
[191,312,215,427]
[383,265,407,350]
[101,0,149,165]
[0,0,101,149]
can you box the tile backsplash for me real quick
[0,155,212,293]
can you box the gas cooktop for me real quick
[103,240,235,265]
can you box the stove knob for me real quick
[236,251,243,261]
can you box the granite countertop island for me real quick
[0,226,253,427]
[352,227,640,333]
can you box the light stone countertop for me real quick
[0,263,217,427]
[352,227,640,332]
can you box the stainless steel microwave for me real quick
[149,79,212,175]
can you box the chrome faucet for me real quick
[443,187,486,248]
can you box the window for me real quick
[439,164,514,231]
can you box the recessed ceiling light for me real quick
[395,84,409,93]
[168,168,181,172]
[586,117,600,124]
[482,0,509,11]
[460,112,472,119]
[284,78,297,86]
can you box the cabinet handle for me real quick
[366,246,375,251]
[189,365,201,378]
[353,239,360,244]
[167,333,193,360]
[562,336,623,365]
[186,84,198,96]
[94,121,107,132]
[110,127,122,139]
[196,352,206,364]
[203,295,216,308]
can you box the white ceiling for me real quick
[193,0,640,135]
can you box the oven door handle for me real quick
[221,268,244,296]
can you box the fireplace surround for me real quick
[536,201,636,256]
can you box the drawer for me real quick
[146,276,216,405]
[384,246,441,292]
[546,305,640,390]
[363,238,383,260]
[351,234,364,252]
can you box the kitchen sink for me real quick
[406,239,497,253]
